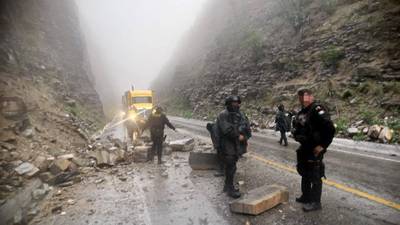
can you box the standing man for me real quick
[216,96,252,198]
[142,106,176,164]
[292,89,335,212]
[275,104,289,146]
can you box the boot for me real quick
[225,185,241,198]
[295,195,310,204]
[302,202,322,212]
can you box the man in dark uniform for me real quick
[275,104,289,146]
[292,89,335,212]
[216,96,252,198]
[142,106,176,164]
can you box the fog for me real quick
[74,0,207,116]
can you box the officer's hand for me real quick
[239,134,245,142]
[313,145,324,157]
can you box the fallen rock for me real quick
[169,138,195,152]
[57,154,74,160]
[33,156,50,172]
[0,97,27,119]
[133,146,151,163]
[0,130,17,143]
[378,126,393,143]
[31,188,47,200]
[188,152,220,170]
[49,159,71,175]
[0,141,16,151]
[58,181,74,187]
[89,148,126,166]
[230,184,288,215]
[38,172,55,184]
[347,127,359,136]
[14,162,40,178]
[22,127,34,138]
[367,125,382,139]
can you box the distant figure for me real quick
[142,106,176,164]
[216,96,252,198]
[292,89,335,212]
[275,104,289,146]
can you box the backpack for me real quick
[206,122,220,152]
[284,111,293,132]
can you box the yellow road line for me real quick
[249,152,400,211]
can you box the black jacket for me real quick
[275,110,289,132]
[143,113,175,138]
[216,109,251,156]
[293,102,335,155]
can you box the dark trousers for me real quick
[149,137,163,162]
[301,176,322,203]
[297,148,324,203]
[279,130,288,145]
[223,155,238,188]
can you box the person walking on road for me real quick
[142,106,176,164]
[216,95,252,198]
[292,89,335,212]
[275,104,289,146]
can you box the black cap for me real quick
[225,95,241,106]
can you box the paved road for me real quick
[30,116,400,225]
[171,116,400,224]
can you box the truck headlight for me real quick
[128,113,137,121]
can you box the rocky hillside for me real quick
[153,0,400,143]
[0,0,104,211]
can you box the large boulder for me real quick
[352,64,381,81]
[169,138,195,152]
[49,159,71,175]
[0,97,27,120]
[14,162,39,178]
[367,125,382,139]
[89,148,126,166]
[378,126,393,143]
[133,146,151,163]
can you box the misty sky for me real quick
[74,0,207,113]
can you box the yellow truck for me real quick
[122,89,154,143]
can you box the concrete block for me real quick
[133,146,151,162]
[230,184,288,215]
[189,152,220,170]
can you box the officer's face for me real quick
[232,101,240,108]
[298,93,313,107]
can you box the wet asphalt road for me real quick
[170,116,400,224]
[30,116,400,225]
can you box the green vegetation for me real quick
[241,31,264,62]
[334,117,349,134]
[164,94,193,118]
[352,132,366,141]
[65,102,105,130]
[320,46,345,70]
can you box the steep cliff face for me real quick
[0,0,104,203]
[153,0,400,142]
[0,0,104,122]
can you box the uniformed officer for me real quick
[292,89,335,212]
[275,104,288,146]
[216,96,252,198]
[142,106,176,164]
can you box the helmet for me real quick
[225,95,241,106]
[153,106,163,114]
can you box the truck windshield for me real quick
[132,97,152,104]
